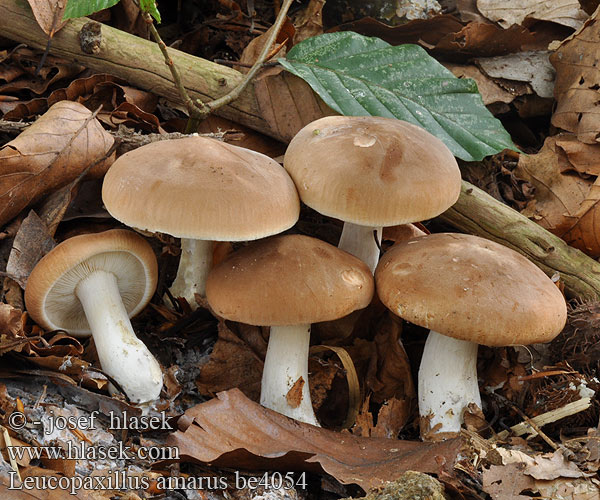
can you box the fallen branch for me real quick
[0,0,279,140]
[439,181,600,300]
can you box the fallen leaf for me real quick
[445,63,517,106]
[254,66,335,142]
[551,9,600,143]
[515,135,600,255]
[292,0,324,43]
[196,320,266,401]
[26,0,67,36]
[483,463,600,500]
[167,388,462,490]
[0,100,115,227]
[555,135,600,175]
[477,0,587,29]
[6,211,55,288]
[476,50,555,98]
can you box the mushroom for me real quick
[205,234,374,425]
[375,233,567,436]
[102,137,300,308]
[283,116,461,273]
[25,229,163,406]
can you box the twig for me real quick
[141,0,294,130]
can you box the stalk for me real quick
[338,223,382,274]
[168,238,213,307]
[261,324,319,426]
[75,270,163,405]
[418,330,481,434]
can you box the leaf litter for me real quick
[1,1,600,499]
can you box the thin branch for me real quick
[201,0,294,115]
[141,0,294,127]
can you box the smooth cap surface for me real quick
[375,233,567,346]
[206,234,374,326]
[102,137,300,240]
[284,116,461,226]
[25,229,157,336]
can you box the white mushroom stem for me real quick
[338,223,382,274]
[261,324,319,426]
[418,330,481,435]
[168,238,213,307]
[75,270,163,405]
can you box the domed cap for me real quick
[283,116,461,226]
[102,137,300,241]
[206,234,374,326]
[375,233,567,346]
[25,229,157,336]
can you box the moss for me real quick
[343,471,446,500]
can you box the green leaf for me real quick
[139,0,161,23]
[63,0,120,19]
[279,32,517,161]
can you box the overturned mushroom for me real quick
[25,229,163,406]
[206,234,374,425]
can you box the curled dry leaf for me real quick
[551,9,600,143]
[167,388,462,490]
[0,100,115,227]
[515,135,600,256]
[477,0,587,29]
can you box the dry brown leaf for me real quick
[551,9,600,143]
[292,0,324,43]
[477,0,587,29]
[196,320,266,401]
[254,67,335,142]
[286,377,305,408]
[26,0,68,36]
[0,100,115,227]
[0,303,23,337]
[445,63,516,106]
[238,19,295,71]
[483,463,600,500]
[555,135,600,175]
[515,135,599,253]
[0,47,84,100]
[6,210,55,288]
[167,388,462,490]
[476,50,554,98]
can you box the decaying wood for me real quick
[440,181,600,300]
[0,0,279,140]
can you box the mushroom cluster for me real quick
[23,118,567,431]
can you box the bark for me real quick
[0,0,278,139]
[439,181,600,300]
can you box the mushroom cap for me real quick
[25,229,157,337]
[283,116,461,226]
[102,137,300,241]
[206,234,374,326]
[375,233,567,346]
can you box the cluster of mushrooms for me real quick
[24,115,568,436]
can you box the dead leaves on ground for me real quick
[515,134,600,256]
[168,388,461,490]
[0,100,114,228]
[551,7,600,144]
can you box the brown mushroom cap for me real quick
[25,229,157,336]
[283,116,461,226]
[206,234,374,326]
[102,137,300,241]
[375,233,567,346]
